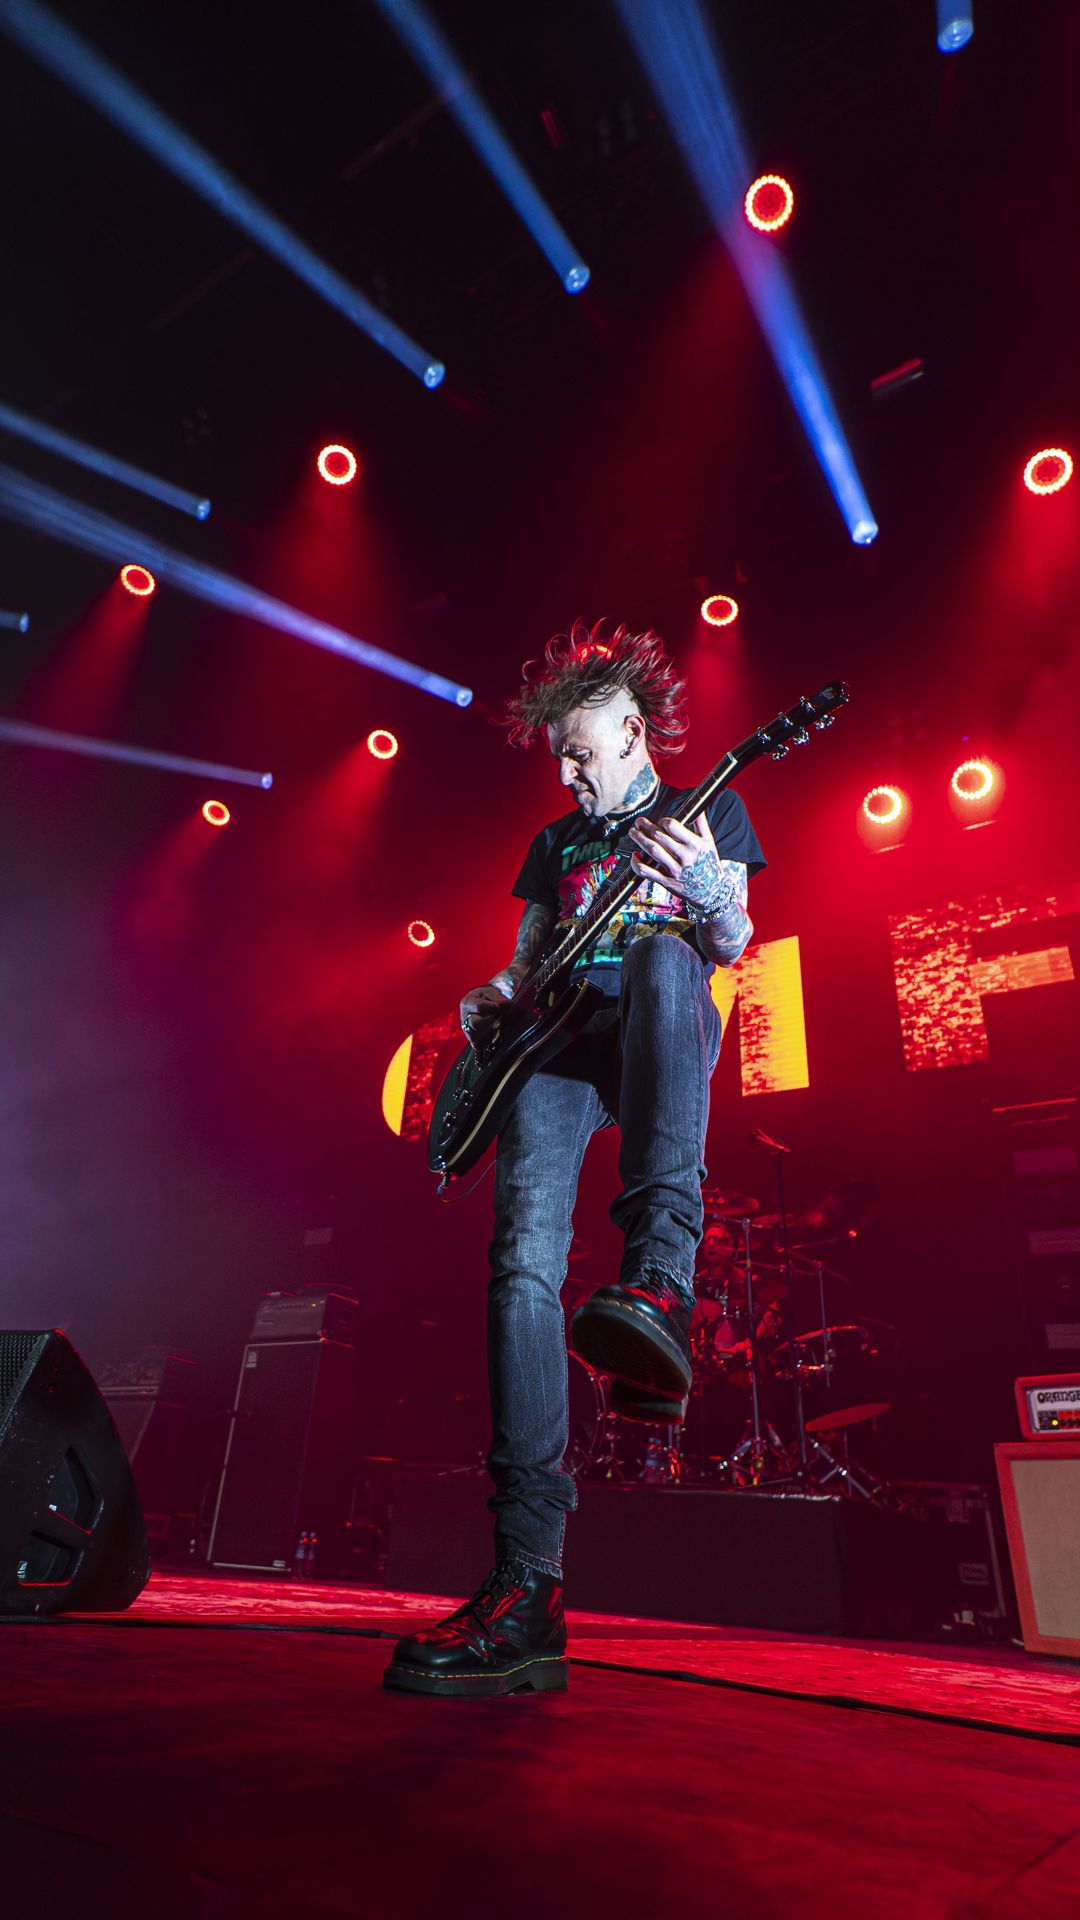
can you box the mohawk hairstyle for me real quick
[503,619,688,758]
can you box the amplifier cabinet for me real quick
[995,1439,1080,1657]
[208,1338,357,1576]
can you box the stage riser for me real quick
[385,1474,943,1638]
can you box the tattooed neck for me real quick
[613,763,658,812]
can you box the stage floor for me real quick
[2,1571,1079,1918]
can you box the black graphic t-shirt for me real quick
[512,782,766,996]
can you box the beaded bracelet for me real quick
[681,881,740,926]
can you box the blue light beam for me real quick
[613,0,878,546]
[0,0,446,388]
[0,715,272,788]
[375,0,590,293]
[0,607,30,631]
[0,400,211,519]
[936,0,974,52]
[0,464,473,708]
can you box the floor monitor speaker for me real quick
[0,1330,151,1615]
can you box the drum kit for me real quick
[564,1171,898,1502]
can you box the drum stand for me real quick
[712,1212,793,1489]
[747,1132,891,1506]
[801,1424,892,1503]
[793,1259,893,1505]
[586,1384,682,1485]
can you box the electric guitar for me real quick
[427,682,849,1187]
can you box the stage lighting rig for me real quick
[0,0,445,389]
[951,760,994,802]
[858,784,910,850]
[1024,449,1073,496]
[375,0,591,296]
[701,594,739,627]
[120,564,155,597]
[949,757,1003,826]
[744,175,794,233]
[201,800,231,827]
[870,358,924,403]
[366,730,399,760]
[0,716,272,789]
[936,1,974,51]
[407,920,435,948]
[317,445,358,486]
[862,786,906,826]
[0,400,211,520]
[0,464,472,708]
[612,0,877,546]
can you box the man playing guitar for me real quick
[385,622,765,1696]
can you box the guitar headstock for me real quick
[747,681,850,763]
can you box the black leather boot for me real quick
[609,1378,688,1423]
[383,1560,568,1697]
[571,1270,693,1398]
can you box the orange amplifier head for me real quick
[1015,1374,1080,1438]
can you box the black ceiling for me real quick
[0,0,1074,758]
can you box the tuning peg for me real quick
[771,743,790,761]
[792,727,810,746]
[813,714,834,731]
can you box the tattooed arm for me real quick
[690,860,752,966]
[459,901,554,1045]
[628,812,753,967]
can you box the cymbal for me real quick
[702,1188,760,1219]
[791,1180,878,1246]
[747,1180,878,1250]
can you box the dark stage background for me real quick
[0,0,1077,1493]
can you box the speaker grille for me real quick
[0,1332,45,1419]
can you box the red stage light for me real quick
[317,444,358,486]
[366,729,399,760]
[120,564,155,597]
[862,785,906,825]
[407,919,435,948]
[701,594,739,627]
[744,175,794,233]
[201,800,230,827]
[1023,448,1073,495]
[951,758,996,801]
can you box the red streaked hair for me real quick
[504,619,688,758]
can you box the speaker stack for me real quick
[207,1288,359,1577]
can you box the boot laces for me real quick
[469,1561,523,1619]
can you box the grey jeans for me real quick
[486,934,723,1577]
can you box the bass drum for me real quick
[564,1350,608,1478]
